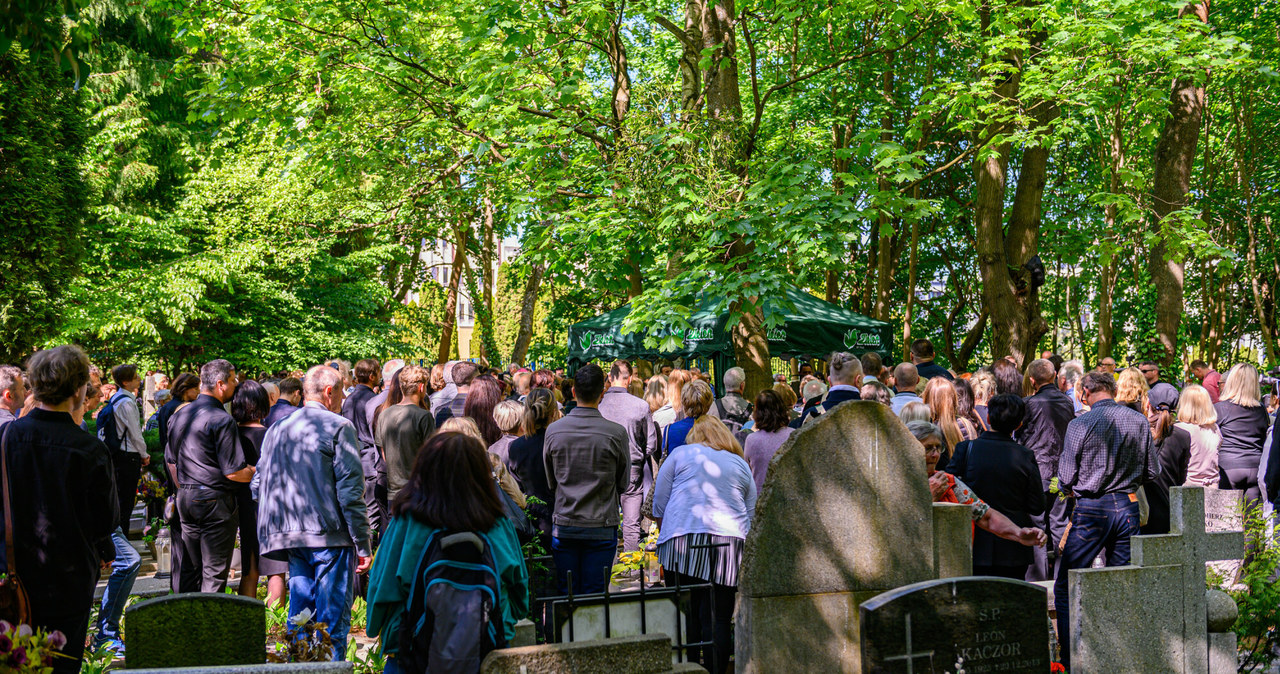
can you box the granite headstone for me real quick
[737,401,972,673]
[861,577,1049,674]
[125,593,266,669]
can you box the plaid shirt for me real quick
[1059,399,1160,499]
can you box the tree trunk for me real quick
[1243,213,1277,364]
[437,225,468,364]
[1097,101,1125,361]
[872,61,896,322]
[902,215,919,362]
[1148,0,1209,367]
[730,296,772,399]
[510,263,545,366]
[972,11,1051,369]
[956,308,989,373]
[627,255,643,298]
[475,197,496,363]
[861,224,878,315]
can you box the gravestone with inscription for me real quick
[736,402,974,673]
[1069,487,1243,674]
[861,577,1049,674]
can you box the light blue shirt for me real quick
[652,443,757,546]
[891,390,923,416]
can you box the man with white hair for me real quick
[257,365,371,660]
[1057,360,1085,415]
[262,381,280,407]
[790,378,829,429]
[709,366,753,431]
[0,365,25,429]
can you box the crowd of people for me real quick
[0,338,1277,673]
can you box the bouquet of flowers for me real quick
[0,621,68,673]
[610,523,662,585]
[137,475,167,502]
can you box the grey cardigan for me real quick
[543,407,629,529]
[256,402,371,558]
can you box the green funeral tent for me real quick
[566,286,894,382]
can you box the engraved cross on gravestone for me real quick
[882,615,935,674]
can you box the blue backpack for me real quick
[96,392,126,454]
[398,530,506,673]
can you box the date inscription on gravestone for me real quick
[861,577,1049,673]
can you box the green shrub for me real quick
[1229,506,1279,673]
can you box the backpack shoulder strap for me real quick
[715,398,726,419]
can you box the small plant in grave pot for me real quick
[267,609,335,663]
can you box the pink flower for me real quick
[0,634,12,655]
[46,631,66,650]
[10,645,28,667]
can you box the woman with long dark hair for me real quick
[954,377,986,432]
[1142,398,1190,535]
[743,389,793,493]
[464,375,504,446]
[230,380,286,603]
[367,432,529,674]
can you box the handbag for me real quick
[496,480,536,545]
[0,426,32,625]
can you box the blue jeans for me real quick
[287,547,355,661]
[551,533,617,595]
[1054,493,1140,668]
[94,527,141,651]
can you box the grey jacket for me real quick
[597,387,659,486]
[256,402,371,559]
[543,407,629,529]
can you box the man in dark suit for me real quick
[946,393,1044,579]
[1017,358,1077,582]
[264,377,302,428]
[341,359,384,540]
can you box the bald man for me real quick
[890,363,921,416]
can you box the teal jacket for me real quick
[367,514,530,655]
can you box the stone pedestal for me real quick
[737,591,878,673]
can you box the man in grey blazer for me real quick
[598,360,659,554]
[257,364,371,660]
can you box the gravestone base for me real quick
[1208,632,1236,674]
[737,590,879,673]
[1069,564,1185,673]
[481,633,705,673]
